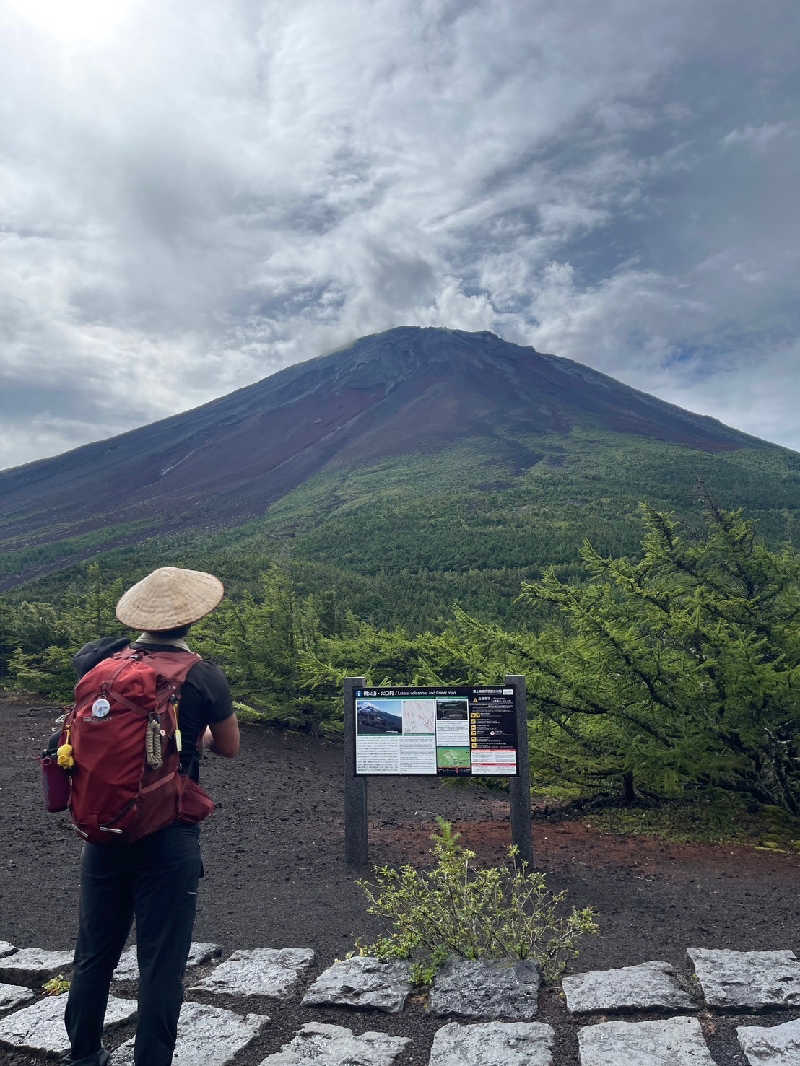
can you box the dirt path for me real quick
[2,695,799,1064]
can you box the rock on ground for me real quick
[430,958,541,1020]
[301,955,412,1013]
[737,1018,800,1065]
[0,947,74,984]
[0,983,35,1011]
[257,1021,410,1065]
[562,960,695,1014]
[428,1021,555,1066]
[577,1016,715,1066]
[188,947,315,999]
[687,949,800,1009]
[0,992,135,1056]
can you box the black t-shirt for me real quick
[73,635,233,782]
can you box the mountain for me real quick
[2,327,799,611]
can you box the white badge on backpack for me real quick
[91,698,111,718]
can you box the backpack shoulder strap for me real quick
[132,648,202,686]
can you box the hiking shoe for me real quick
[59,1050,110,1065]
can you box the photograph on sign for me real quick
[356,700,403,734]
[436,698,469,719]
[354,687,518,776]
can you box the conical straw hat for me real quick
[116,567,224,630]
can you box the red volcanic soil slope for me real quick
[0,328,759,568]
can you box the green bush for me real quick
[356,819,597,985]
[42,974,70,996]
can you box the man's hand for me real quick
[200,715,240,757]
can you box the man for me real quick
[63,567,239,1066]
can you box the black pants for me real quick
[65,823,202,1066]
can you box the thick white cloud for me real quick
[1,0,799,468]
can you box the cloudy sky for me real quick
[2,0,799,469]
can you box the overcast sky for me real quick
[2,0,799,469]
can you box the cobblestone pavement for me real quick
[0,940,798,1064]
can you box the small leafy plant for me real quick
[42,974,70,996]
[356,818,597,985]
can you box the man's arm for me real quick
[201,714,240,758]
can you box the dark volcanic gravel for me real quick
[1,695,799,1065]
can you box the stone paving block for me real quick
[0,942,15,958]
[0,983,36,1012]
[562,960,695,1014]
[429,1020,555,1065]
[112,1000,269,1066]
[430,958,541,1020]
[687,948,800,1009]
[0,947,74,985]
[0,992,135,1055]
[113,946,139,982]
[186,941,223,968]
[189,947,315,999]
[737,1017,800,1065]
[113,940,222,981]
[578,1016,715,1065]
[301,955,412,1013]
[257,1020,410,1065]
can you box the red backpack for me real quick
[59,646,214,844]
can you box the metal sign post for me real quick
[343,676,368,867]
[507,674,532,866]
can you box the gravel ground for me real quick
[1,695,799,1065]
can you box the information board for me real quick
[353,685,518,776]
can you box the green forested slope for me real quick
[4,428,800,631]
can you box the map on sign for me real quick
[353,686,518,776]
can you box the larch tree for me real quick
[518,502,800,813]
